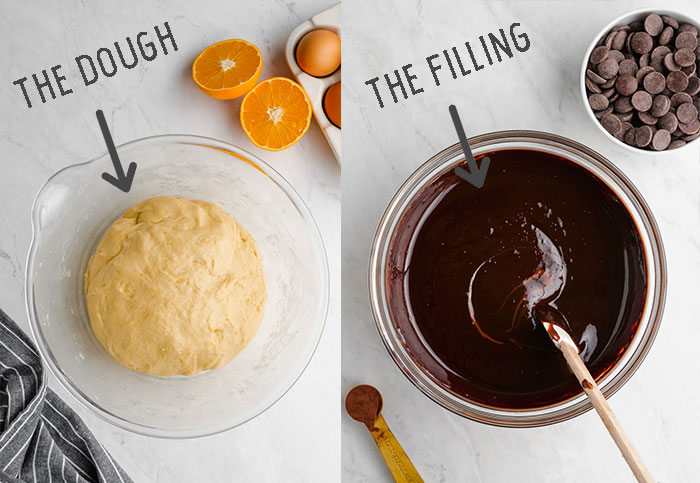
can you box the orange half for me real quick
[240,77,312,151]
[192,39,263,99]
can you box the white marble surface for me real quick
[343,1,700,482]
[0,1,339,481]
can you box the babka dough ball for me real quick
[85,196,267,376]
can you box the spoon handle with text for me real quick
[368,414,424,483]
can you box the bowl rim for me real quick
[368,130,667,427]
[25,133,330,439]
[580,7,700,154]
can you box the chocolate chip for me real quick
[601,113,622,134]
[650,56,665,72]
[679,118,700,134]
[594,106,614,119]
[651,45,671,61]
[662,15,679,29]
[674,48,696,67]
[635,65,654,82]
[683,131,700,141]
[650,94,671,116]
[677,102,699,123]
[644,14,664,36]
[659,26,675,45]
[586,76,602,93]
[664,52,681,71]
[671,91,693,107]
[635,125,653,146]
[614,74,636,96]
[587,68,607,84]
[631,90,653,111]
[667,71,689,92]
[605,31,617,50]
[615,95,634,113]
[676,31,699,50]
[630,21,644,32]
[668,139,686,149]
[658,112,679,132]
[590,45,610,64]
[639,110,659,125]
[602,87,616,98]
[639,52,650,67]
[609,50,625,63]
[600,77,616,89]
[614,121,632,140]
[681,63,697,77]
[617,111,634,122]
[686,76,700,96]
[589,93,609,110]
[651,129,672,150]
[631,32,654,54]
[643,72,666,94]
[679,24,699,36]
[625,127,638,145]
[612,31,627,51]
[619,59,639,75]
[598,58,620,78]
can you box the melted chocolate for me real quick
[387,149,647,409]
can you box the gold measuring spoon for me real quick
[345,385,424,483]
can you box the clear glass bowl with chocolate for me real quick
[369,131,666,427]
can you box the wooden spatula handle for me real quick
[559,342,654,483]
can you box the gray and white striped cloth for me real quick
[0,308,132,483]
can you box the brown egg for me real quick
[324,82,341,128]
[295,29,341,77]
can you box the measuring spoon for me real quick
[345,385,424,483]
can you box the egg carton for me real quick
[285,3,341,162]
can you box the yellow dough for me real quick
[85,196,267,376]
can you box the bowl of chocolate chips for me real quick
[581,9,700,152]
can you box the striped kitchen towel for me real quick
[0,308,132,483]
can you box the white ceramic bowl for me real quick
[580,8,700,154]
[26,135,329,438]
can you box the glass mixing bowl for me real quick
[369,130,666,427]
[26,135,329,438]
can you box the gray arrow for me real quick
[96,109,136,193]
[449,104,489,188]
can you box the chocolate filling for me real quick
[387,148,647,409]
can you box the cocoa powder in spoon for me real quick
[345,385,382,432]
